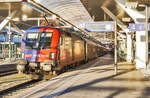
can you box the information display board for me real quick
[84,22,114,32]
[129,23,150,31]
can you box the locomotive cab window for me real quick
[26,33,38,42]
[26,32,52,49]
[26,33,39,49]
[40,33,52,49]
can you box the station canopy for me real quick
[25,0,94,26]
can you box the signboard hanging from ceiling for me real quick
[84,22,114,32]
[128,23,150,31]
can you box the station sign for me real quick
[84,22,114,32]
[129,23,150,31]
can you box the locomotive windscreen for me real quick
[40,33,52,49]
[26,32,52,49]
[26,33,38,42]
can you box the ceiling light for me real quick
[22,15,28,21]
[52,15,56,20]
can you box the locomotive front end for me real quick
[17,27,60,75]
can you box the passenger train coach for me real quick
[17,26,105,79]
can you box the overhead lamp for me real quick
[52,15,56,20]
[22,15,28,21]
[105,24,112,30]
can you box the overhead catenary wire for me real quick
[24,0,106,48]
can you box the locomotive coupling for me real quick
[29,62,38,68]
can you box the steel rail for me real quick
[0,70,17,77]
[0,79,37,95]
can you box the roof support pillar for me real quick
[127,33,133,63]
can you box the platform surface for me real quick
[12,54,150,98]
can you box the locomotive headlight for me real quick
[50,52,55,59]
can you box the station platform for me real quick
[0,58,18,65]
[12,54,150,98]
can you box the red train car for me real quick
[17,26,103,78]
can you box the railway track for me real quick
[0,80,35,95]
[0,73,56,97]
[10,55,105,98]
[1,55,110,97]
[0,70,18,77]
[0,63,17,72]
[0,63,17,77]
[0,60,86,97]
[0,74,34,96]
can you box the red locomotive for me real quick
[17,26,104,79]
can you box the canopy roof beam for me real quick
[101,6,129,33]
[0,10,17,31]
[23,0,105,47]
